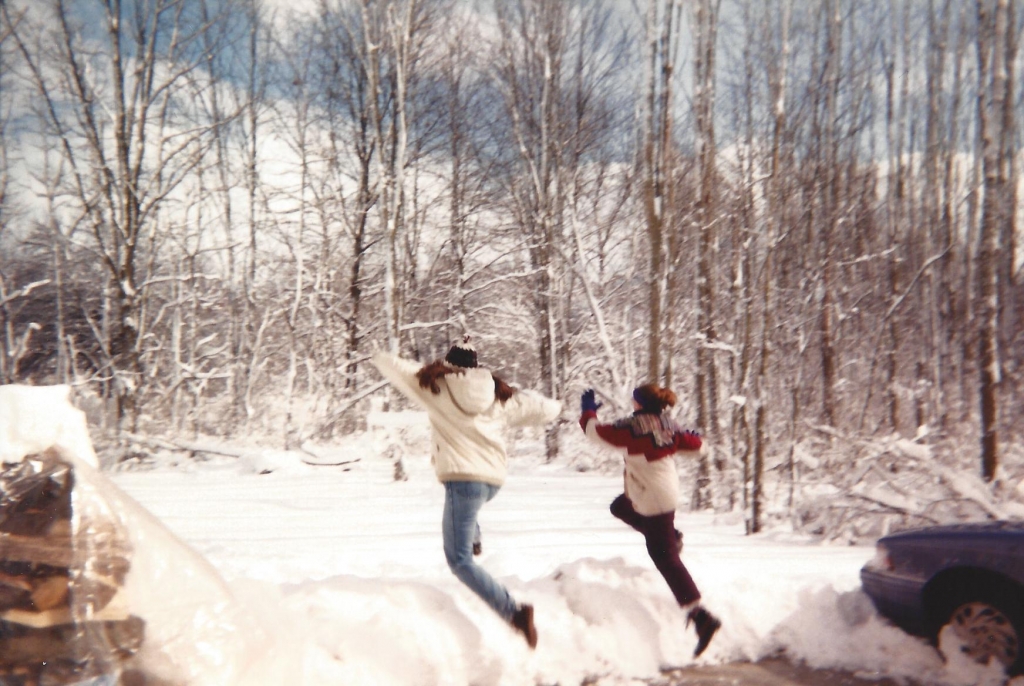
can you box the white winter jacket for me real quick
[372,352,563,486]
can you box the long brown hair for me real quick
[416,360,517,404]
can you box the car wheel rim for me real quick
[949,602,1019,668]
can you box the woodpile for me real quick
[0,448,145,685]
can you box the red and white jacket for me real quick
[581,409,702,516]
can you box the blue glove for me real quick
[581,389,602,413]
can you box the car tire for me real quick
[934,586,1024,676]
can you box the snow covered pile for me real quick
[0,384,98,467]
[791,431,1024,541]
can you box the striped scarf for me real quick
[613,413,678,448]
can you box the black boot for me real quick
[511,604,538,649]
[687,606,721,657]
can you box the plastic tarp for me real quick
[0,386,259,686]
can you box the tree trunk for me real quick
[641,0,680,383]
[975,0,1010,482]
[693,0,719,510]
[818,0,841,429]
[996,0,1018,411]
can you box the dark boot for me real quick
[687,606,721,657]
[674,529,683,555]
[511,604,538,649]
[473,541,482,556]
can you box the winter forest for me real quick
[0,0,1022,539]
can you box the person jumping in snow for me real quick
[579,384,722,657]
[372,337,562,649]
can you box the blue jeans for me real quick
[442,480,517,621]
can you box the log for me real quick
[122,432,245,458]
[0,454,73,537]
[0,583,30,611]
[0,531,130,573]
[29,576,68,611]
[0,570,33,592]
[0,615,145,671]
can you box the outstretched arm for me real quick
[578,389,624,449]
[371,351,430,408]
[505,390,562,427]
[674,429,702,452]
[580,411,633,449]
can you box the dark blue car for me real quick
[860,521,1024,675]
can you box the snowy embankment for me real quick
[2,386,1019,686]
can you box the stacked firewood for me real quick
[0,448,145,685]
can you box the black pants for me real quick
[610,493,701,607]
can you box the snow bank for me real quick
[0,384,98,468]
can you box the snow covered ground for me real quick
[3,388,1020,686]
[100,412,1016,686]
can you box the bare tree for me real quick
[880,1,912,433]
[488,0,627,458]
[316,0,381,402]
[197,0,270,432]
[559,5,634,398]
[690,0,720,509]
[0,278,49,384]
[492,0,570,460]
[975,0,1013,481]
[0,12,20,383]
[922,0,952,432]
[362,0,425,354]
[439,13,475,340]
[995,0,1019,420]
[639,0,682,384]
[749,0,793,533]
[818,0,842,428]
[4,0,233,432]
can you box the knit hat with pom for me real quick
[445,335,478,368]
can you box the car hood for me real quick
[880,520,1024,545]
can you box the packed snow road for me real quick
[658,659,920,685]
